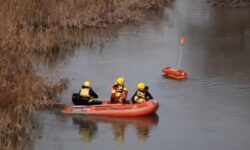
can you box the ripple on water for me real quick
[194,76,250,99]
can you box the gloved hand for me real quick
[88,97,94,103]
[118,98,123,103]
[138,98,145,104]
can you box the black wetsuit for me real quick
[131,86,153,104]
[72,85,102,105]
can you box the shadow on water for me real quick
[37,29,111,70]
[71,114,159,145]
[37,9,168,71]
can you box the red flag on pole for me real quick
[180,36,185,45]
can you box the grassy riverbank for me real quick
[0,0,173,149]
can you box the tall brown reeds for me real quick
[0,112,34,150]
[0,26,68,148]
[0,0,174,149]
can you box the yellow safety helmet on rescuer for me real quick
[137,82,145,90]
[84,81,91,87]
[117,77,125,85]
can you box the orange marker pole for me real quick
[178,37,185,69]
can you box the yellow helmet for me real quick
[117,77,125,85]
[137,82,145,90]
[84,81,91,87]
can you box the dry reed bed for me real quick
[0,112,34,150]
[0,0,173,149]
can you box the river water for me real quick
[34,0,250,150]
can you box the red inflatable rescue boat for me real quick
[162,67,187,80]
[162,37,188,80]
[62,100,159,117]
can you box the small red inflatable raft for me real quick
[62,100,159,117]
[162,67,187,80]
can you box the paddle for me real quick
[72,103,123,108]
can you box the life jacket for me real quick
[80,87,90,98]
[112,84,127,97]
[134,90,146,103]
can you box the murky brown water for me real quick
[34,0,250,150]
